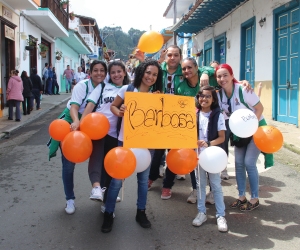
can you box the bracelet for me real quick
[207,141,211,147]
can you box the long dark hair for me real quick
[196,85,219,110]
[21,71,29,78]
[133,59,163,92]
[107,61,130,85]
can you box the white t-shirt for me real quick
[74,72,86,83]
[67,79,96,114]
[87,83,122,138]
[117,85,139,141]
[198,110,226,152]
[164,73,175,94]
[217,84,264,121]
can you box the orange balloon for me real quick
[61,131,93,163]
[253,125,283,153]
[137,31,164,53]
[49,119,70,141]
[104,147,136,179]
[80,113,110,140]
[166,149,198,175]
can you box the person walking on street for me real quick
[63,65,74,93]
[52,67,60,95]
[6,70,23,122]
[73,66,86,84]
[46,64,53,95]
[30,68,43,110]
[21,71,33,115]
[42,63,49,94]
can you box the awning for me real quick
[60,30,92,54]
[24,8,68,37]
[171,0,248,34]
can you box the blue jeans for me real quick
[234,139,260,199]
[66,78,72,92]
[105,141,154,213]
[61,148,76,200]
[195,165,225,217]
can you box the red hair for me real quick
[215,63,239,83]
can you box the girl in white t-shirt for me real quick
[101,60,163,233]
[193,86,228,232]
[215,63,264,212]
[47,60,107,215]
[80,61,130,207]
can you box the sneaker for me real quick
[187,189,197,204]
[221,169,229,180]
[101,211,114,233]
[116,196,121,202]
[159,165,165,178]
[217,216,228,232]
[192,212,207,227]
[206,191,215,205]
[101,205,115,218]
[148,179,153,190]
[161,188,172,200]
[65,199,75,214]
[90,186,106,201]
[176,174,186,180]
[136,209,151,228]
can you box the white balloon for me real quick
[130,148,152,173]
[229,109,258,138]
[199,146,227,174]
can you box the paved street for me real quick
[0,100,300,250]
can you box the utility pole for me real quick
[173,0,177,45]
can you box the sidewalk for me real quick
[1,93,300,155]
[0,93,70,139]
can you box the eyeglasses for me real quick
[167,75,172,89]
[199,94,212,99]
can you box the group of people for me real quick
[47,44,272,234]
[6,68,43,122]
[42,63,60,96]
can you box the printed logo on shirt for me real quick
[103,96,115,104]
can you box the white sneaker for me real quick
[187,189,197,204]
[192,212,207,227]
[116,196,121,202]
[176,174,186,180]
[206,191,215,205]
[65,199,75,214]
[159,165,165,177]
[221,169,229,180]
[101,204,115,218]
[217,216,228,232]
[90,186,106,201]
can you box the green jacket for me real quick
[160,61,184,93]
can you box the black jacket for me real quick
[30,74,43,91]
[22,77,33,97]
[196,107,224,149]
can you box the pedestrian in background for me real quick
[7,70,23,122]
[21,70,33,115]
[52,67,60,95]
[63,65,74,93]
[30,68,43,110]
[42,63,49,94]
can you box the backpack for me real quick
[116,84,135,137]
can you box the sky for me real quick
[70,0,174,33]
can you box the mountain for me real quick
[100,26,145,61]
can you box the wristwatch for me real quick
[207,141,211,147]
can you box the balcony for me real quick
[23,0,69,37]
[60,30,92,54]
[2,0,39,10]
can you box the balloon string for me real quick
[196,148,201,200]
[121,179,124,201]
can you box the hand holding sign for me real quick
[229,109,258,138]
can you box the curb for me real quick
[0,97,70,140]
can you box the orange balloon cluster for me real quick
[49,119,70,141]
[104,147,136,179]
[137,30,164,53]
[166,149,198,175]
[253,125,283,153]
[61,131,93,163]
[80,113,110,140]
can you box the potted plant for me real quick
[70,11,75,20]
[25,37,38,50]
[56,50,63,60]
[38,43,49,58]
[60,0,69,9]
